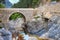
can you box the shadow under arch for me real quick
[9,12,26,22]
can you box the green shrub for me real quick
[0,26,2,29]
[34,16,40,20]
[9,12,24,20]
[0,3,5,8]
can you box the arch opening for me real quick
[9,12,26,22]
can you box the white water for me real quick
[8,18,24,31]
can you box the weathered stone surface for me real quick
[0,8,35,23]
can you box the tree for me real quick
[0,0,5,8]
[12,0,40,8]
[12,0,28,8]
[32,0,40,8]
[0,3,5,8]
[0,0,5,4]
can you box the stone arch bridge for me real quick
[0,8,39,23]
[0,7,60,23]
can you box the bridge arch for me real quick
[9,12,26,22]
